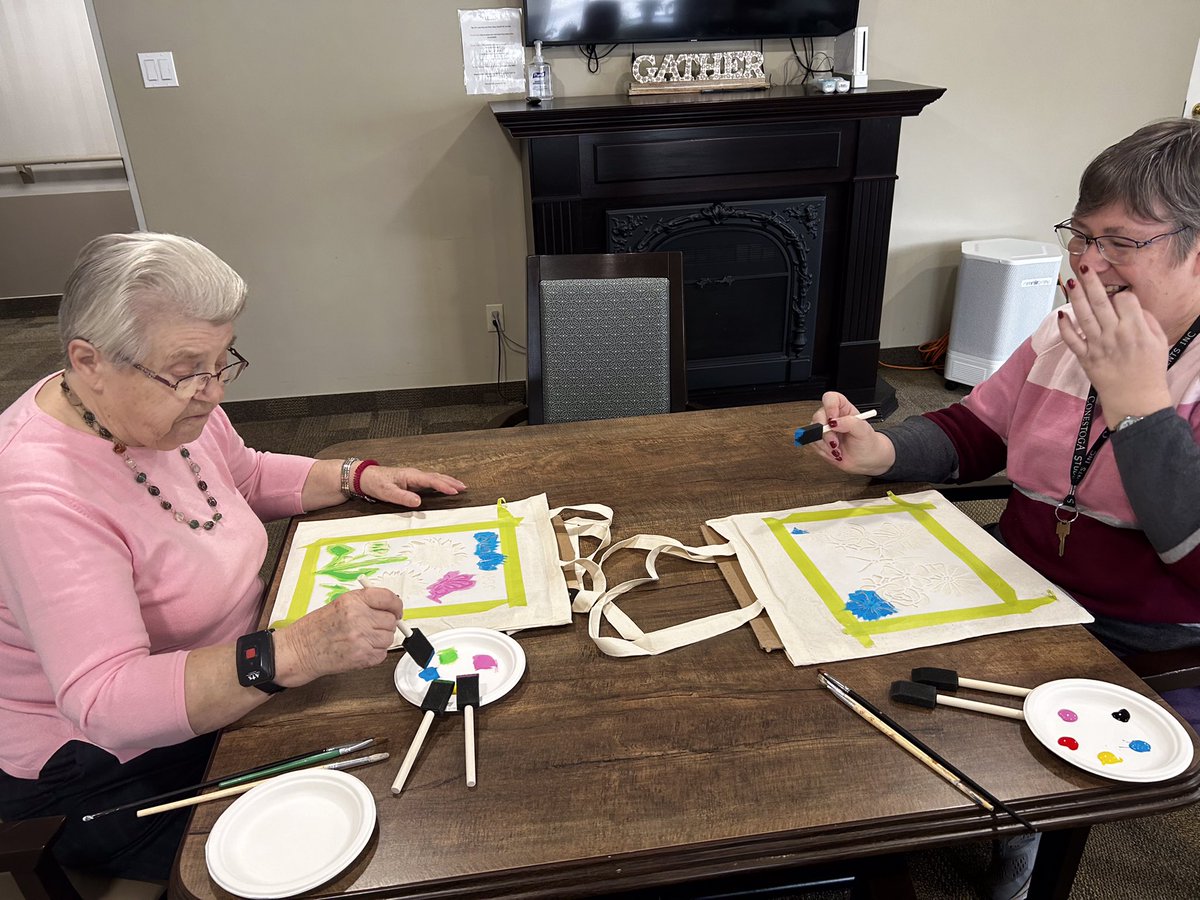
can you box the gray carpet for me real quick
[1,313,1196,898]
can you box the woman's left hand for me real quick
[359,465,466,507]
[1058,266,1173,429]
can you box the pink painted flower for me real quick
[427,571,476,604]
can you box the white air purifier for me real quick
[944,238,1063,387]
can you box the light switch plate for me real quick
[138,52,179,88]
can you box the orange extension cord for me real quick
[878,333,949,372]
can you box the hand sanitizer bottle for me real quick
[527,40,553,100]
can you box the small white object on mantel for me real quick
[629,50,768,95]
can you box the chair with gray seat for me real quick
[504,251,686,426]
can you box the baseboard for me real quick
[0,294,60,319]
[222,381,525,423]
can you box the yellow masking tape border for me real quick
[764,494,1055,648]
[271,509,527,629]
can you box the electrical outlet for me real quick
[485,304,504,333]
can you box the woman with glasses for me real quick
[809,118,1200,899]
[0,232,466,882]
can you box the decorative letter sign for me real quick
[630,50,768,95]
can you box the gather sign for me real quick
[629,50,769,95]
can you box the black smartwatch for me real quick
[236,629,285,694]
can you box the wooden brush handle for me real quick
[464,705,477,788]
[937,694,1025,720]
[392,711,435,795]
[958,676,1031,698]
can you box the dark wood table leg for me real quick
[0,816,83,900]
[1028,826,1090,900]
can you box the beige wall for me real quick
[89,1,1200,400]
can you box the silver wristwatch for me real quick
[1115,415,1145,431]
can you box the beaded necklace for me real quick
[61,379,223,531]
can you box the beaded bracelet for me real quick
[351,459,380,503]
[340,457,361,497]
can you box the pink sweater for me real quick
[0,374,314,779]
[923,312,1200,622]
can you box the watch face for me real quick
[1118,415,1144,431]
[237,631,282,692]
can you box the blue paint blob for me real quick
[473,531,507,571]
[418,666,440,682]
[790,527,808,535]
[1129,740,1152,753]
[845,590,897,622]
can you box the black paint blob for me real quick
[1112,708,1131,722]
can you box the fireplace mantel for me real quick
[491,80,945,413]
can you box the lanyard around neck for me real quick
[1060,310,1200,513]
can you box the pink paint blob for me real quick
[1057,736,1079,751]
[473,654,498,670]
[1057,708,1078,722]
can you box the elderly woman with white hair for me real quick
[0,233,466,881]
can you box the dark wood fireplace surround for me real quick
[491,80,944,414]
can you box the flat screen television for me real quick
[523,1,860,47]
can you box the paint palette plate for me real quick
[205,769,376,898]
[393,626,525,712]
[1023,678,1194,783]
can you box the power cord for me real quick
[786,37,833,85]
[878,334,950,372]
[491,316,526,401]
[580,43,619,74]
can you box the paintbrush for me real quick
[81,737,376,821]
[358,576,435,667]
[392,679,455,795]
[793,409,878,446]
[818,669,1034,832]
[457,673,481,788]
[134,752,390,817]
[911,667,1033,698]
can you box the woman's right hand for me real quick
[806,391,897,476]
[274,586,404,686]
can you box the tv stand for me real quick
[491,80,945,413]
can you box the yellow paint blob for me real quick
[1097,751,1124,766]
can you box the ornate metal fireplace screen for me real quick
[607,199,825,391]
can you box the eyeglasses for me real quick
[133,347,249,399]
[1053,219,1185,266]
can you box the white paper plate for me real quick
[205,769,376,898]
[394,626,525,712]
[1023,678,1194,783]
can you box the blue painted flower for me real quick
[473,531,506,571]
[845,590,897,621]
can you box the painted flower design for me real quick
[427,571,477,604]
[844,589,898,621]
[473,531,506,571]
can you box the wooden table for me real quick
[171,402,1200,899]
